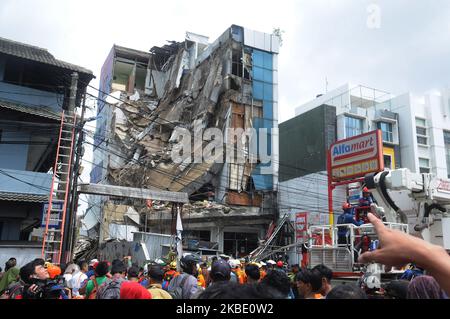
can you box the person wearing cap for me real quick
[359,187,374,207]
[245,263,260,284]
[276,261,285,271]
[266,260,276,271]
[85,259,98,279]
[337,202,363,247]
[46,263,62,280]
[162,261,179,290]
[358,187,374,223]
[167,254,202,299]
[209,259,231,285]
[229,260,245,284]
[147,265,172,299]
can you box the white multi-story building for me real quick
[280,83,450,263]
[390,89,450,179]
[292,84,450,178]
[294,83,401,171]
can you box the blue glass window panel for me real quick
[345,116,363,138]
[253,50,264,67]
[263,52,273,69]
[253,66,264,81]
[263,101,273,120]
[253,81,264,100]
[251,174,273,190]
[263,69,273,83]
[255,132,271,158]
[263,83,273,100]
[253,117,263,156]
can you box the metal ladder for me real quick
[250,214,289,261]
[41,111,76,264]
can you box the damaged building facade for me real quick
[0,37,93,266]
[87,25,280,258]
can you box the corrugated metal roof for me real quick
[0,98,61,120]
[0,36,93,75]
[0,168,52,197]
[0,191,48,203]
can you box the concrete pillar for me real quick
[211,226,224,253]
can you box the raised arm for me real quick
[359,213,450,295]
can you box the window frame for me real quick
[444,131,450,178]
[345,116,364,138]
[383,154,393,170]
[377,121,393,143]
[415,117,428,146]
[418,157,430,174]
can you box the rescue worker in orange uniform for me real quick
[197,263,209,288]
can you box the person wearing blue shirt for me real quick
[337,202,363,246]
[357,187,374,223]
[400,264,424,281]
[359,187,374,207]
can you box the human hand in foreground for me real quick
[358,213,434,269]
[359,213,450,296]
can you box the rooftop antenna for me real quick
[325,77,329,93]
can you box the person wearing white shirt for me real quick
[70,261,88,297]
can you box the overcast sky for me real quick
[2,0,450,223]
[2,0,450,122]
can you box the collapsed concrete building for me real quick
[86,25,280,258]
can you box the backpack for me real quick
[0,282,23,299]
[96,278,123,299]
[88,278,106,300]
[167,274,189,299]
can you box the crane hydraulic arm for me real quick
[365,168,450,249]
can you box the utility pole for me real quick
[65,92,87,262]
[60,72,78,263]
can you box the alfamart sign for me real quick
[329,130,383,182]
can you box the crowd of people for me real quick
[0,213,449,300]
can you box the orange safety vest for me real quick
[259,270,267,281]
[232,269,245,284]
[197,274,206,288]
[164,270,179,282]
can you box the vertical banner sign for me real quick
[295,212,308,242]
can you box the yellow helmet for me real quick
[170,261,177,269]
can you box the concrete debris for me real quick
[100,27,278,241]
[106,90,123,105]
[129,89,140,101]
[124,206,140,225]
[147,100,158,111]
[73,236,98,262]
